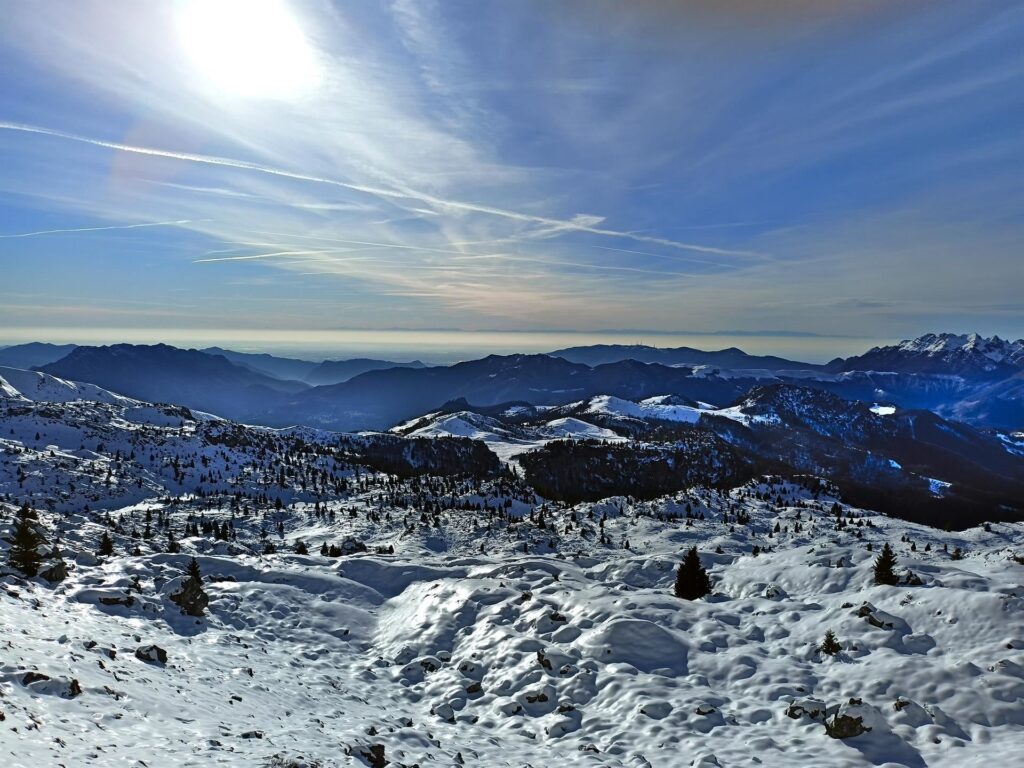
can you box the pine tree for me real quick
[97,531,114,557]
[820,629,841,656]
[186,556,202,584]
[873,542,899,585]
[674,546,712,600]
[170,556,208,617]
[9,504,43,576]
[294,539,309,555]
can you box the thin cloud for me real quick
[0,218,197,239]
[193,249,339,263]
[0,121,756,259]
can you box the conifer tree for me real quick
[187,555,202,584]
[674,546,712,600]
[97,531,114,557]
[9,504,42,577]
[820,629,841,656]
[873,542,899,585]
[294,539,309,555]
[170,556,209,617]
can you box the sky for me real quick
[0,0,1022,361]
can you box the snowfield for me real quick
[0,371,1023,767]
[1,487,1023,767]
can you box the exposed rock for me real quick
[857,602,895,629]
[99,594,135,607]
[21,672,82,698]
[38,558,68,583]
[135,644,168,664]
[786,697,827,721]
[824,698,887,739]
[349,743,386,768]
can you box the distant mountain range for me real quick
[0,342,77,370]
[201,347,426,385]
[4,332,1021,525]
[828,333,1024,377]
[4,332,1022,433]
[550,343,824,371]
[301,357,427,386]
[394,383,1024,526]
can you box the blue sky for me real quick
[1,0,1022,359]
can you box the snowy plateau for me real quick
[0,365,1023,768]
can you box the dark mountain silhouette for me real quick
[201,347,320,382]
[0,342,78,370]
[303,357,427,386]
[38,344,307,420]
[550,343,821,371]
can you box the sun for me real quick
[177,0,321,100]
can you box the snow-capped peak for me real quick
[849,333,1024,375]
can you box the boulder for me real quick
[825,698,888,739]
[786,697,827,721]
[135,644,168,664]
[38,559,68,583]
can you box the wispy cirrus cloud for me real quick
[0,219,198,239]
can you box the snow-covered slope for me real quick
[2,380,1024,767]
[583,393,780,427]
[0,366,138,405]
[396,409,625,466]
[1,480,1022,767]
[0,372,25,400]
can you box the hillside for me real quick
[37,344,308,422]
[1,366,1023,766]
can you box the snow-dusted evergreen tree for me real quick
[187,556,202,584]
[820,629,841,656]
[873,542,899,585]
[674,546,712,600]
[9,503,43,577]
[170,556,209,617]
[97,531,114,557]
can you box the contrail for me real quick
[194,249,338,263]
[0,219,196,239]
[0,120,758,259]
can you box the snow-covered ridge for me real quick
[584,393,779,427]
[866,333,1024,370]
[0,366,138,405]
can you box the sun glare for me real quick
[177,0,321,100]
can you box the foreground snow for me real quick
[1,490,1022,767]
